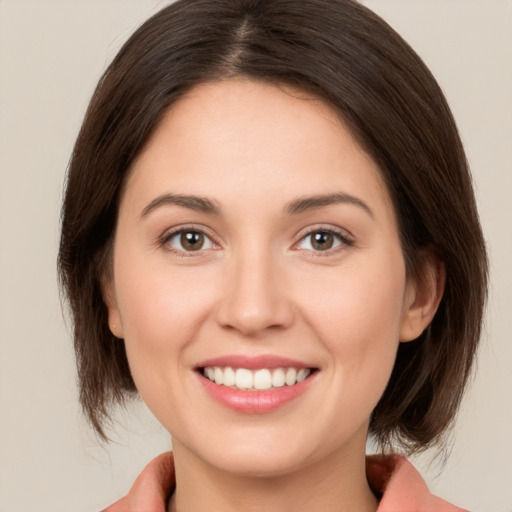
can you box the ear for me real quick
[400,251,446,342]
[102,277,124,339]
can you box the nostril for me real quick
[214,269,295,336]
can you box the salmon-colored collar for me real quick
[366,454,467,511]
[103,452,467,512]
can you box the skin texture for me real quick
[104,79,443,512]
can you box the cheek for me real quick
[112,250,216,384]
[115,245,213,330]
[301,257,405,333]
[298,257,406,394]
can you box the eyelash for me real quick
[159,225,219,257]
[159,225,354,257]
[294,226,355,256]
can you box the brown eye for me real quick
[296,229,350,253]
[164,229,215,253]
[310,231,334,251]
[180,231,204,251]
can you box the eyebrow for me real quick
[140,191,374,220]
[285,193,374,219]
[140,193,221,218]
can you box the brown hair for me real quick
[58,0,487,452]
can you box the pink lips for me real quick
[196,355,317,414]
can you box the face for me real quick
[106,79,432,477]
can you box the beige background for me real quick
[0,1,511,511]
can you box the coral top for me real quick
[102,452,467,512]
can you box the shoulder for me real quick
[367,454,468,512]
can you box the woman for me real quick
[58,0,487,510]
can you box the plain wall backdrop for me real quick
[0,1,511,511]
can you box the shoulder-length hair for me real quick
[58,0,487,452]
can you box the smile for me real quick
[196,357,318,413]
[201,366,312,391]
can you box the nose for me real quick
[215,249,295,337]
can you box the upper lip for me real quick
[195,355,316,370]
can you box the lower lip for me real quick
[197,372,316,413]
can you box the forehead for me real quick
[124,79,392,218]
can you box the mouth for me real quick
[195,356,318,413]
[199,366,315,391]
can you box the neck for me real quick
[168,439,378,512]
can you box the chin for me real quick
[209,449,310,478]
[174,424,335,479]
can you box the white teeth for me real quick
[205,367,215,381]
[297,368,310,382]
[223,366,236,387]
[202,366,312,390]
[214,367,223,385]
[285,368,297,386]
[235,368,253,389]
[254,369,272,390]
[272,368,285,387]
